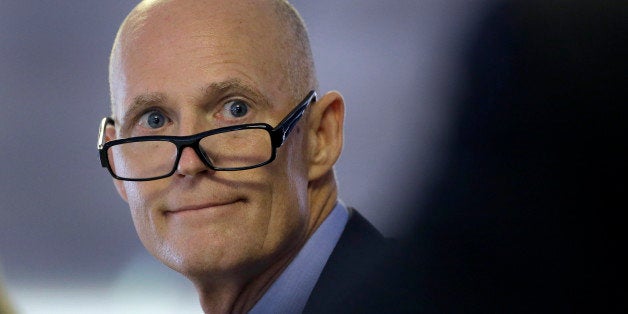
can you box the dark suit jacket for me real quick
[303,208,419,313]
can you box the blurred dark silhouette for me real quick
[408,1,627,313]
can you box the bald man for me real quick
[98,0,412,312]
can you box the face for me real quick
[108,1,312,280]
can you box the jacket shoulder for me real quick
[304,208,419,313]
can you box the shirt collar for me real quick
[250,201,349,314]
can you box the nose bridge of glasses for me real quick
[175,137,214,173]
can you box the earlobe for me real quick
[105,124,129,202]
[307,91,345,181]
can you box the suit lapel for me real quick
[304,208,388,313]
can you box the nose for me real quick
[176,146,210,177]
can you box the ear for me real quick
[105,124,128,203]
[306,91,345,181]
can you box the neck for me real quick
[193,171,338,314]
[193,250,297,313]
[305,171,339,238]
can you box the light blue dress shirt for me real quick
[249,201,349,314]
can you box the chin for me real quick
[152,232,263,279]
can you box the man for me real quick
[98,0,413,312]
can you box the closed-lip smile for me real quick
[166,199,243,215]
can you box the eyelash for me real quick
[131,97,257,132]
[136,109,171,131]
[215,97,255,123]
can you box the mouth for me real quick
[165,199,244,216]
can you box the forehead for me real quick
[125,0,275,51]
[111,0,291,116]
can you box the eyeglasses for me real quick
[98,90,316,181]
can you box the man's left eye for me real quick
[223,100,249,118]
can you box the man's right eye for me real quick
[139,110,168,129]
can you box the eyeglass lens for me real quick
[108,128,272,179]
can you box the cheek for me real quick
[123,181,150,213]
[123,181,165,238]
[285,131,309,196]
[269,137,310,217]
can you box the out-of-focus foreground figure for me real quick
[0,268,14,314]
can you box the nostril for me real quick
[176,147,210,176]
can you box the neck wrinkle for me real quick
[195,279,241,314]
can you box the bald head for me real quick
[109,0,317,116]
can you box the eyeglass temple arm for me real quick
[97,117,115,150]
[272,90,316,147]
[97,117,116,169]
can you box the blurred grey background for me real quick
[0,1,491,312]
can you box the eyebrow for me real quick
[199,79,272,110]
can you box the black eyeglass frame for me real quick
[98,90,317,181]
